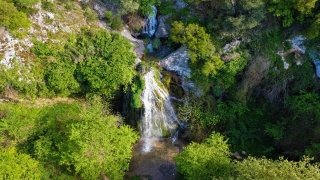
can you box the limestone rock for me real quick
[174,0,187,9]
[159,47,202,96]
[159,46,190,78]
[121,29,145,61]
[155,15,171,38]
[223,40,241,53]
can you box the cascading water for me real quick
[141,6,158,37]
[140,69,180,152]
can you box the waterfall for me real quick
[141,6,158,37]
[231,0,235,14]
[140,69,179,152]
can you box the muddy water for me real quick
[126,138,186,180]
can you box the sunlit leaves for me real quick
[175,132,231,180]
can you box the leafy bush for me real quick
[170,21,223,77]
[0,0,31,37]
[41,0,55,12]
[84,7,97,22]
[130,75,145,108]
[104,11,124,30]
[0,148,43,179]
[175,132,231,180]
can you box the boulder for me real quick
[223,40,241,53]
[159,46,190,78]
[174,0,187,9]
[155,15,171,38]
[159,47,202,96]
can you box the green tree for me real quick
[293,0,317,15]
[267,0,317,27]
[303,14,320,39]
[0,103,40,148]
[44,60,80,97]
[0,148,43,179]
[170,21,223,77]
[75,30,136,97]
[234,156,320,179]
[11,0,39,9]
[32,100,138,179]
[174,132,231,179]
[0,0,31,35]
[224,0,266,31]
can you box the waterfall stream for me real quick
[141,6,158,37]
[140,69,179,153]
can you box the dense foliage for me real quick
[30,29,136,98]
[0,0,31,37]
[176,132,320,180]
[175,133,231,179]
[0,100,138,179]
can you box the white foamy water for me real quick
[142,6,158,37]
[140,70,179,152]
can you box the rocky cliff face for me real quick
[159,46,202,96]
[0,1,98,68]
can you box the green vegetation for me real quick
[0,99,138,179]
[29,29,136,98]
[175,132,231,179]
[0,148,43,179]
[0,0,31,37]
[130,75,145,108]
[176,132,320,180]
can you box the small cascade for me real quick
[141,6,158,37]
[140,69,180,152]
[231,0,235,14]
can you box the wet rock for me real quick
[159,164,176,177]
[236,56,270,103]
[174,0,187,9]
[289,35,306,54]
[155,15,171,38]
[314,61,320,78]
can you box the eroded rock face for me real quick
[159,47,202,95]
[236,56,270,103]
[159,46,190,78]
[223,40,241,53]
[277,35,307,69]
[155,15,171,38]
[121,29,144,64]
[174,0,187,9]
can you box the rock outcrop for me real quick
[155,15,171,38]
[159,47,202,95]
[121,29,144,64]
[174,0,187,9]
[159,47,190,78]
